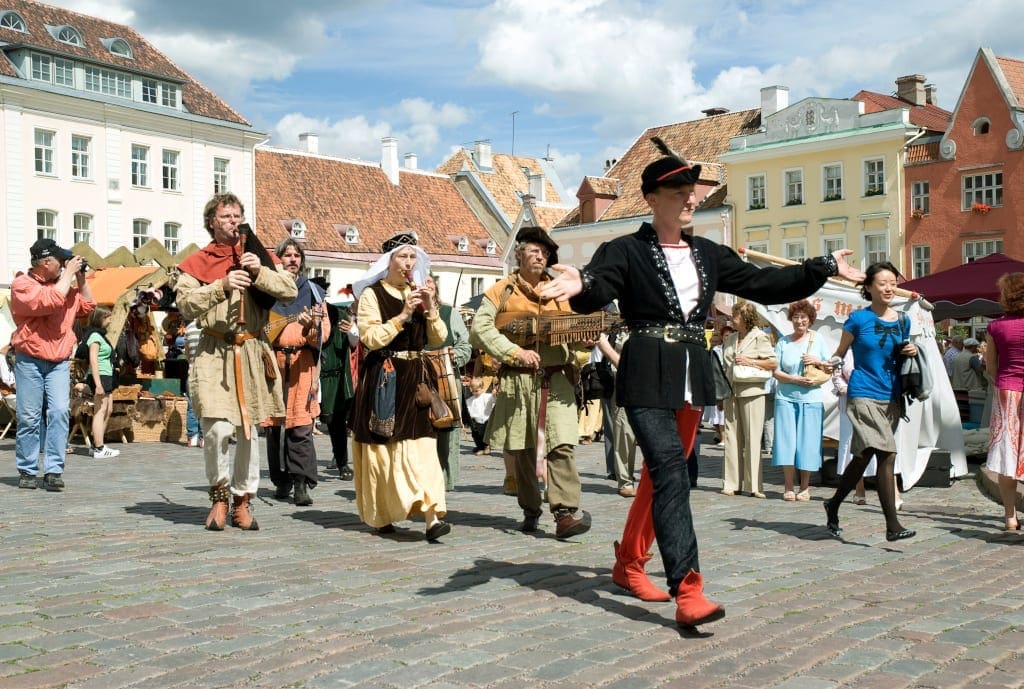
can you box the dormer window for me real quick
[105,38,133,59]
[344,226,359,244]
[485,239,496,255]
[291,220,306,239]
[0,11,27,32]
[457,236,469,253]
[972,117,991,136]
[52,25,82,46]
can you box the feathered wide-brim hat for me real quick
[641,136,702,195]
[514,226,559,266]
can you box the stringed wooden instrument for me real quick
[264,308,323,343]
[493,311,623,346]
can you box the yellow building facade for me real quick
[721,90,923,273]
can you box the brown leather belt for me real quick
[202,328,257,439]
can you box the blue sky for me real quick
[52,0,1024,200]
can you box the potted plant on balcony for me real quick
[971,202,991,215]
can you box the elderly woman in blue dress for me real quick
[772,299,831,501]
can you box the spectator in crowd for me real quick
[11,238,95,491]
[943,335,963,377]
[772,299,830,501]
[824,261,916,542]
[951,337,988,422]
[183,321,203,448]
[721,302,776,498]
[466,378,495,456]
[984,272,1024,531]
[83,306,120,459]
[703,327,727,445]
[348,232,451,541]
[597,330,639,497]
[321,299,358,480]
[176,193,297,531]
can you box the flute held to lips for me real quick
[404,270,427,311]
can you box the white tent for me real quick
[743,251,968,489]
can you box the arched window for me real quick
[972,117,991,136]
[56,25,82,46]
[344,226,359,244]
[0,11,27,32]
[107,38,132,58]
[457,236,469,252]
[291,220,306,239]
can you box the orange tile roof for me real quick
[698,185,728,210]
[996,56,1024,106]
[0,0,248,125]
[906,141,942,166]
[592,108,761,222]
[255,148,501,264]
[436,148,569,228]
[580,176,621,197]
[853,89,951,133]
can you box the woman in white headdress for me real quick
[348,232,452,541]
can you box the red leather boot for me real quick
[674,569,725,627]
[612,465,670,602]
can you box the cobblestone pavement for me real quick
[2,430,1022,689]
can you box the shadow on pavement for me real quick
[125,500,207,525]
[417,557,716,638]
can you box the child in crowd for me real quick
[466,378,495,456]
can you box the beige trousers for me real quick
[202,419,260,496]
[722,394,767,493]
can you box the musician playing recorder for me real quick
[538,138,864,629]
[264,238,330,507]
[469,226,591,540]
[176,193,297,532]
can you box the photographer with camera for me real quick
[11,238,95,491]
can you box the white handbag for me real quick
[730,333,772,383]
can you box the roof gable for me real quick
[0,0,248,125]
[852,90,951,133]
[255,147,500,261]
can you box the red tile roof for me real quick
[436,148,569,229]
[853,89,951,133]
[255,147,502,264]
[996,56,1024,106]
[0,0,248,125]
[560,108,761,225]
[580,176,621,197]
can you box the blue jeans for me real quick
[626,406,699,593]
[185,392,201,439]
[14,354,70,476]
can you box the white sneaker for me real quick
[93,446,120,459]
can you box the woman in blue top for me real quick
[771,299,831,500]
[85,306,120,459]
[824,262,916,541]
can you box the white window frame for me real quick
[746,241,768,255]
[912,245,931,278]
[108,38,133,59]
[343,226,359,244]
[37,210,57,240]
[0,11,27,32]
[71,135,91,180]
[54,57,75,87]
[131,144,149,187]
[141,78,158,104]
[34,129,55,175]
[783,168,803,206]
[291,220,306,239]
[783,239,806,262]
[822,163,843,201]
[73,213,92,245]
[163,222,180,254]
[747,174,766,210]
[962,172,1003,210]
[132,219,150,250]
[309,268,330,283]
[162,149,179,191]
[56,26,82,46]
[911,180,930,215]
[161,83,178,108]
[85,65,130,98]
[470,277,484,296]
[213,157,230,194]
[863,232,889,266]
[963,239,1003,263]
[821,235,845,255]
[30,52,51,82]
[864,158,885,196]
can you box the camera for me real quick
[78,257,89,272]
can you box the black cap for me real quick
[382,232,417,253]
[514,226,559,266]
[30,238,72,262]
[641,157,702,195]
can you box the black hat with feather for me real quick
[640,136,702,195]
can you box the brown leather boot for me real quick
[205,484,229,531]
[612,541,671,602]
[230,493,260,531]
[675,569,725,628]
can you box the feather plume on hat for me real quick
[651,136,691,166]
[640,137,702,195]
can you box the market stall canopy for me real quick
[87,266,162,306]
[899,253,1024,321]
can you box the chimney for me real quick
[760,86,789,117]
[925,83,938,106]
[472,140,493,170]
[298,132,319,154]
[403,152,418,170]
[381,137,399,185]
[527,173,546,203]
[896,74,927,106]
[702,107,729,117]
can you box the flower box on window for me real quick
[864,188,884,197]
[785,197,802,206]
[971,202,991,215]
[823,194,842,202]
[911,208,925,219]
[748,202,765,210]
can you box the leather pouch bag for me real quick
[261,349,278,381]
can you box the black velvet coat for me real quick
[569,223,834,409]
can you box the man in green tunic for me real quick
[470,227,591,539]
